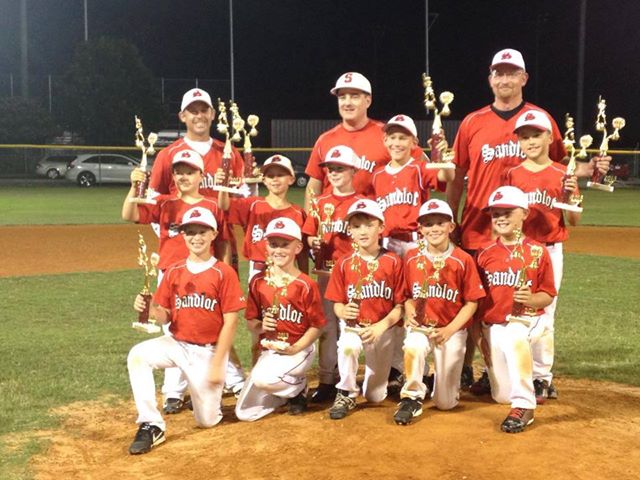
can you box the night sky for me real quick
[0,0,638,145]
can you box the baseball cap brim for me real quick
[264,232,301,241]
[261,163,294,176]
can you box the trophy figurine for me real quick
[344,244,378,333]
[411,240,444,335]
[422,74,455,169]
[213,99,244,194]
[129,116,158,205]
[587,96,626,192]
[555,113,588,213]
[309,192,336,274]
[506,229,544,325]
[132,232,161,334]
[260,259,291,351]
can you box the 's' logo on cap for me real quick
[356,202,367,209]
[275,221,285,229]
[493,192,504,201]
[525,112,535,121]
[193,90,202,98]
[331,149,341,158]
[190,209,202,218]
[501,52,512,60]
[428,202,438,210]
[394,115,405,121]
[271,155,281,163]
[181,151,191,158]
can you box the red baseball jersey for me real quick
[301,192,365,263]
[137,195,227,270]
[149,138,244,197]
[246,273,327,348]
[228,197,306,262]
[504,163,575,244]
[305,120,424,196]
[453,102,567,250]
[154,259,246,344]
[325,250,405,324]
[371,159,442,237]
[404,246,485,327]
[475,237,557,324]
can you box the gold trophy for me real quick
[411,240,444,335]
[506,229,544,325]
[229,101,261,184]
[260,259,291,351]
[555,113,589,213]
[129,116,158,204]
[587,96,626,192]
[344,244,379,333]
[132,232,161,334]
[213,99,243,194]
[422,74,455,169]
[309,191,336,274]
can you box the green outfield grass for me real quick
[1,253,639,479]
[0,185,638,226]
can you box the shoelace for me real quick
[510,408,526,418]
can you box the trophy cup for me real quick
[309,192,335,274]
[555,113,589,213]
[410,240,443,336]
[344,244,378,333]
[213,99,243,194]
[587,96,626,192]
[132,232,161,334]
[260,259,291,351]
[129,116,158,205]
[229,101,261,184]
[421,74,455,169]
[506,229,544,325]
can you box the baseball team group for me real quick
[120,48,611,455]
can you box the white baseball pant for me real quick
[127,335,226,431]
[336,321,394,402]
[317,275,340,385]
[400,328,467,410]
[235,345,315,422]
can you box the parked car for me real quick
[65,153,141,187]
[35,154,77,179]
[293,164,308,188]
[155,129,186,148]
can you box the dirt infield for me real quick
[1,223,639,479]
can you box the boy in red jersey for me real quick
[302,145,365,403]
[325,199,405,420]
[474,186,557,433]
[128,207,245,454]
[395,199,485,425]
[235,218,326,421]
[505,110,581,402]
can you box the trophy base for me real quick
[409,325,436,336]
[129,197,157,205]
[425,162,455,170]
[132,321,161,334]
[586,181,614,192]
[505,314,533,327]
[260,338,290,351]
[554,202,583,213]
[213,185,245,194]
[244,176,263,184]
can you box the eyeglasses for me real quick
[490,69,524,79]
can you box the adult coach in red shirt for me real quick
[447,48,610,391]
[304,72,423,208]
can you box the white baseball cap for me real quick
[172,149,204,171]
[180,206,218,230]
[319,145,358,168]
[330,72,372,96]
[384,114,418,137]
[345,198,385,223]
[490,48,526,71]
[180,88,213,112]
[264,217,302,241]
[514,110,552,133]
[261,154,295,176]
[417,199,454,221]
[485,186,528,211]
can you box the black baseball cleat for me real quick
[460,365,474,390]
[394,398,423,425]
[547,382,559,399]
[128,423,165,455]
[501,408,534,433]
[329,391,356,420]
[387,367,405,396]
[423,374,435,396]
[163,397,187,415]
[470,370,491,396]
[310,383,337,403]
[534,379,549,405]
[287,390,308,415]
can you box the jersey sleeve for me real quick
[149,149,173,195]
[153,268,173,309]
[228,197,253,226]
[306,281,327,328]
[218,265,246,313]
[325,259,348,303]
[305,140,326,181]
[462,254,486,302]
[136,200,162,225]
[535,248,557,298]
[302,210,319,237]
